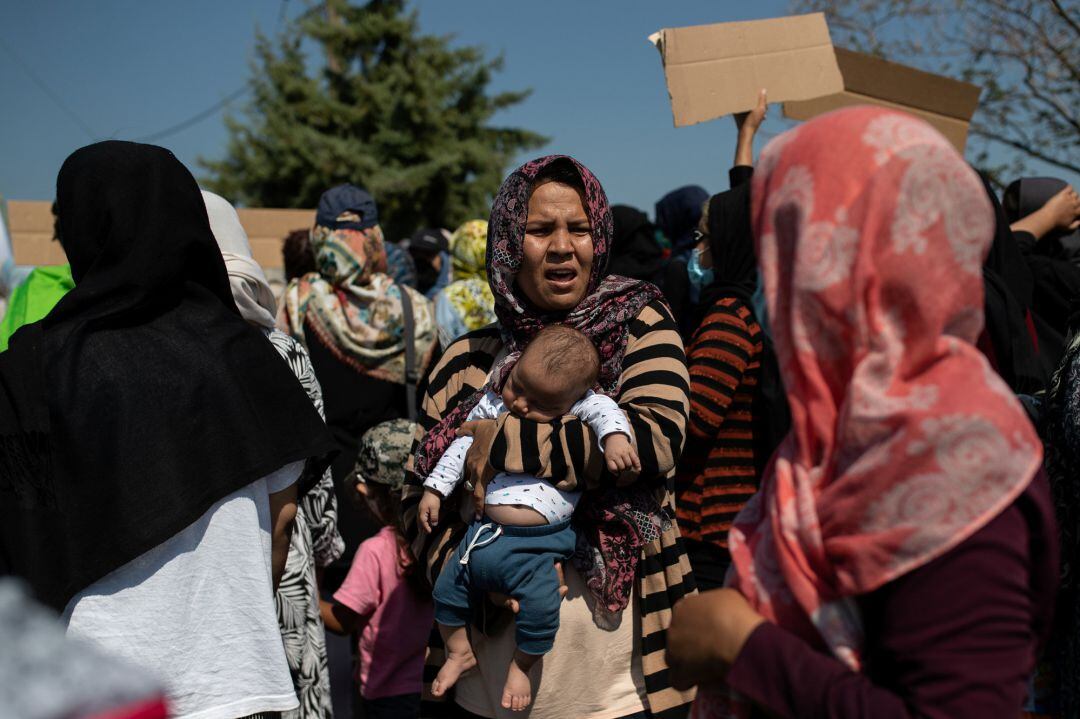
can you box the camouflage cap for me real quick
[355,418,418,489]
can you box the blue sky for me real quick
[0,1,1068,223]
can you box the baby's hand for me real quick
[604,433,640,478]
[419,489,443,534]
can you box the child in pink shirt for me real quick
[321,419,433,719]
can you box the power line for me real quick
[0,34,97,140]
[133,86,250,143]
[131,0,291,144]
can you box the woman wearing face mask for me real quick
[674,91,789,589]
[665,92,768,341]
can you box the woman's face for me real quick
[516,180,594,312]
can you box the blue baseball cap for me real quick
[315,184,379,231]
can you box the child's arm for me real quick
[420,434,477,532]
[320,599,362,635]
[418,489,443,533]
[329,535,384,634]
[603,433,640,477]
[423,435,475,497]
[571,392,639,478]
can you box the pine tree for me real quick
[201,0,547,240]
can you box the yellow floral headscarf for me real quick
[450,220,489,282]
[439,220,496,341]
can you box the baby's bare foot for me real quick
[501,659,533,712]
[431,646,477,697]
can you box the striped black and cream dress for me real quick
[403,299,697,718]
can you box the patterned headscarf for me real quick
[415,156,666,615]
[279,204,436,385]
[384,241,418,288]
[441,220,497,335]
[693,107,1042,717]
[450,219,490,281]
[414,155,663,478]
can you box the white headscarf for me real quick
[201,191,277,329]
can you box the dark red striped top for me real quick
[675,296,762,548]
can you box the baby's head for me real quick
[501,325,599,422]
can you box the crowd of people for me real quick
[2,92,1080,719]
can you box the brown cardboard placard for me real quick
[650,13,845,127]
[7,200,312,270]
[783,48,982,151]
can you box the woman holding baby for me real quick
[402,155,695,719]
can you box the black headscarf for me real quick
[608,205,667,283]
[977,172,1049,395]
[655,185,708,256]
[0,141,335,610]
[694,168,791,476]
[992,176,1080,358]
[699,181,756,309]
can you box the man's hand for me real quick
[666,588,765,691]
[418,488,443,534]
[603,433,641,480]
[457,419,498,518]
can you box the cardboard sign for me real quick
[6,200,312,270]
[650,13,845,127]
[783,48,982,152]
[0,198,14,295]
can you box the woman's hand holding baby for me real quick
[458,419,498,517]
[604,433,640,479]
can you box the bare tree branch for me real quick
[1048,0,1080,38]
[973,125,1080,175]
[796,0,1080,180]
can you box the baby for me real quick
[418,324,639,712]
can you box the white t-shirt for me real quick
[424,390,631,523]
[63,461,304,719]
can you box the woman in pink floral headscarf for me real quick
[666,107,1059,718]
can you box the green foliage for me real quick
[201,0,547,240]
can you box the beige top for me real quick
[453,564,647,719]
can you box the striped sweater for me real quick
[675,297,763,549]
[402,299,696,718]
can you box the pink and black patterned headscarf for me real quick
[413,155,663,479]
[486,155,665,391]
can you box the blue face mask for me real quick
[687,248,714,293]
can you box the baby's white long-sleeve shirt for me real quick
[423,389,630,523]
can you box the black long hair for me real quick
[361,482,429,598]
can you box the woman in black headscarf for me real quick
[656,185,709,261]
[1001,177,1080,351]
[608,205,668,286]
[673,92,790,589]
[0,141,334,718]
[977,172,1051,397]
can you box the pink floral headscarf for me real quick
[694,106,1041,717]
